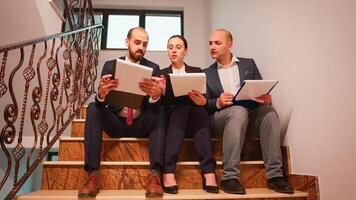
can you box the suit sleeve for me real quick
[94,60,114,108]
[143,62,162,109]
[203,69,219,115]
[251,59,262,80]
[204,87,219,115]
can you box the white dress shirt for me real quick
[217,56,240,94]
[216,56,240,109]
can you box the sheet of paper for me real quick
[234,80,278,101]
[169,73,206,97]
[113,59,153,95]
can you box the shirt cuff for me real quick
[216,99,222,109]
[149,96,161,103]
[97,93,105,102]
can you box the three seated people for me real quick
[78,27,294,198]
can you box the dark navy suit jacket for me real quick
[203,57,262,114]
[95,56,160,112]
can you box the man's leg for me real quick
[249,105,293,193]
[211,106,248,194]
[80,102,127,197]
[129,106,166,197]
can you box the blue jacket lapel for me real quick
[211,61,224,94]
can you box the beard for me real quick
[128,48,144,62]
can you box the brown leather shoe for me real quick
[78,174,101,198]
[145,173,163,197]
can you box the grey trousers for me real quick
[211,105,283,181]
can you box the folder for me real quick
[234,80,278,102]
[169,73,206,97]
[105,59,153,109]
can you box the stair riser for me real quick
[70,121,265,161]
[59,140,270,162]
[42,164,266,190]
[59,140,223,161]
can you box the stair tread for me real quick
[43,160,264,165]
[60,136,221,141]
[16,188,308,199]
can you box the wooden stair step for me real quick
[41,161,268,190]
[58,136,265,162]
[70,119,265,161]
[16,189,308,200]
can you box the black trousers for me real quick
[84,102,165,172]
[164,104,216,174]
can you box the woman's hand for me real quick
[188,90,207,106]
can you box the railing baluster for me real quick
[0,51,8,97]
[27,41,48,171]
[0,1,102,198]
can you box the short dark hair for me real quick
[127,27,147,39]
[167,35,188,49]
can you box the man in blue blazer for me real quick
[204,29,293,194]
[78,27,165,198]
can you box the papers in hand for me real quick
[234,80,278,102]
[169,73,206,97]
[105,59,153,109]
[113,59,153,95]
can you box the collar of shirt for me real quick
[217,55,239,69]
[125,55,140,64]
[172,64,186,74]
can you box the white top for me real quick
[217,56,240,95]
[172,64,186,74]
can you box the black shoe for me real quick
[220,178,246,194]
[161,174,178,194]
[202,174,219,193]
[162,184,178,194]
[267,177,294,194]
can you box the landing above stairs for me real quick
[16,188,308,200]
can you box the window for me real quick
[106,15,139,49]
[99,9,184,51]
[145,14,182,51]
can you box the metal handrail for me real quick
[0,0,102,199]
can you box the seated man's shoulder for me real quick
[142,58,159,68]
[101,59,117,75]
[188,65,203,72]
[237,57,255,63]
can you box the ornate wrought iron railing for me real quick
[0,0,102,199]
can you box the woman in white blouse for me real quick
[160,35,218,194]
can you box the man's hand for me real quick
[256,94,272,105]
[152,75,166,95]
[188,90,207,106]
[139,78,161,99]
[217,92,234,108]
[98,74,119,99]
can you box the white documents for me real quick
[105,59,153,109]
[169,73,206,97]
[113,59,153,95]
[234,80,278,101]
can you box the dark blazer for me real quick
[161,64,202,107]
[203,57,262,114]
[95,56,160,112]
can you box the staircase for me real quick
[15,106,319,200]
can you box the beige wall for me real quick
[209,0,356,199]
